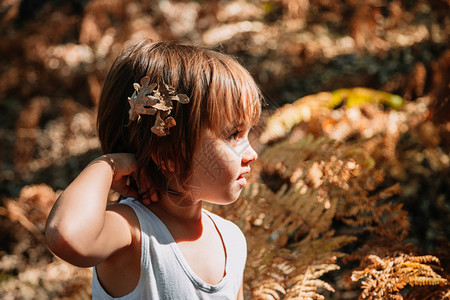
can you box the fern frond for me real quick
[259,88,403,144]
[211,128,427,299]
[408,276,447,287]
[285,264,338,299]
[259,92,332,144]
[329,88,403,110]
[213,176,355,299]
[408,255,441,265]
[252,279,286,300]
[352,254,448,299]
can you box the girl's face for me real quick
[168,124,258,205]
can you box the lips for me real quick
[236,169,250,186]
[237,168,250,180]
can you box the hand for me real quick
[94,154,158,203]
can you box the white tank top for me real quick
[92,198,247,299]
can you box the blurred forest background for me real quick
[0,0,449,299]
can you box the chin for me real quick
[204,192,241,206]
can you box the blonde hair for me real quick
[97,40,262,194]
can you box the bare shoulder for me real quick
[106,202,141,240]
[206,210,244,234]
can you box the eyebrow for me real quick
[216,123,240,138]
[226,122,248,132]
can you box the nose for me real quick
[242,143,258,165]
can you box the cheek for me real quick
[212,145,241,173]
[195,145,238,183]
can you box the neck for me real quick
[151,196,203,220]
[146,192,204,242]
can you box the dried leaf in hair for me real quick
[165,116,176,127]
[151,112,176,137]
[176,94,190,104]
[160,82,190,104]
[152,102,173,111]
[151,112,165,136]
[128,76,190,136]
[128,76,159,121]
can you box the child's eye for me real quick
[228,130,242,142]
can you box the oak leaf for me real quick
[128,76,190,136]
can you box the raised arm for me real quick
[45,153,139,267]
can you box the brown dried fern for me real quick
[351,254,448,299]
[213,171,355,298]
[213,109,446,299]
[285,263,340,299]
[219,135,372,298]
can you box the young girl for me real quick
[45,40,261,299]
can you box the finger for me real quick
[141,195,151,205]
[118,160,138,178]
[144,184,159,202]
[112,176,138,198]
[149,189,159,202]
[118,185,139,199]
[109,153,138,178]
[111,175,127,191]
[138,187,158,204]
